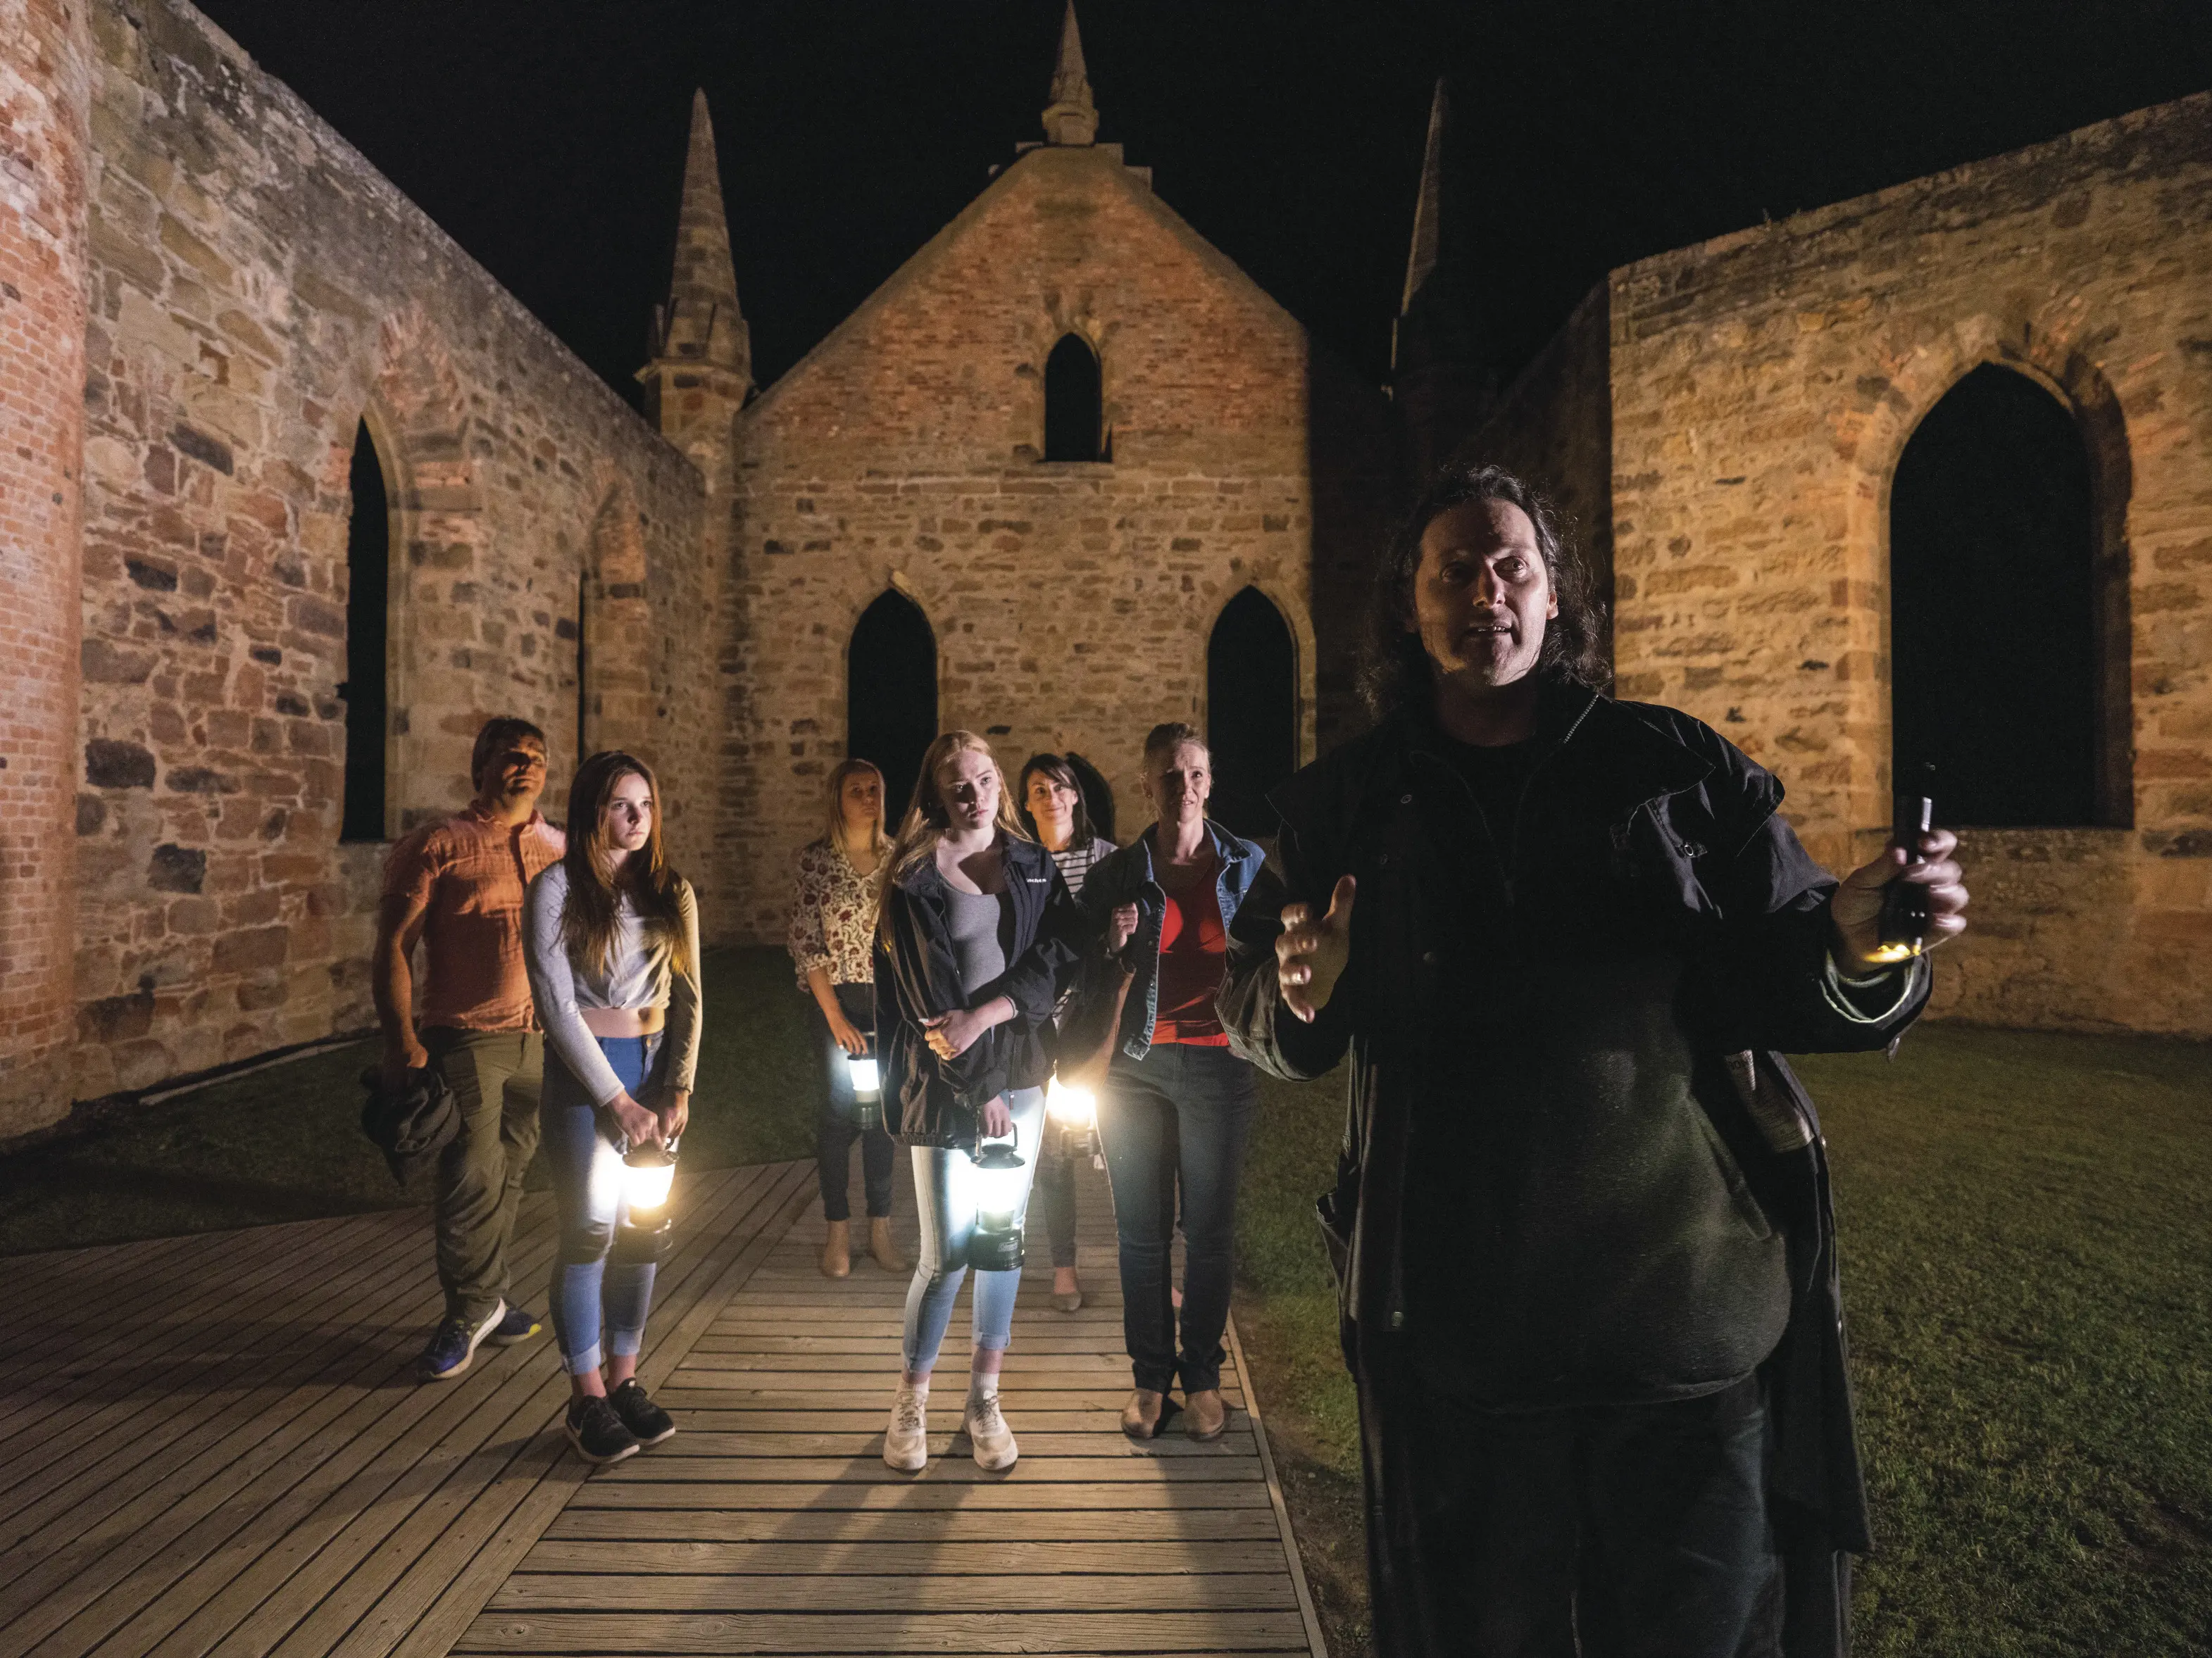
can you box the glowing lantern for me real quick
[964,1129,1030,1272]
[846,1050,883,1131]
[616,1138,679,1261]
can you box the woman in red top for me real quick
[1077,724,1268,1441]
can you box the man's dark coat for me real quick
[1220,682,1927,1657]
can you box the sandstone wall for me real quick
[0,0,93,1135]
[715,143,1389,945]
[1602,94,2212,1034]
[63,0,708,1110]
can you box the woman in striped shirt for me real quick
[1018,753,1117,1312]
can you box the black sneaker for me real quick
[608,1378,677,1446]
[564,1394,639,1465]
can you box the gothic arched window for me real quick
[849,589,938,824]
[1044,333,1104,463]
[340,420,390,842]
[1206,586,1297,839]
[1890,364,2102,826]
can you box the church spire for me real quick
[1040,1,1098,146]
[1399,79,1449,327]
[650,88,750,384]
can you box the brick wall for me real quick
[713,143,1390,945]
[0,0,92,1136]
[1598,95,2212,1034]
[63,0,709,1107]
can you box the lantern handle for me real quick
[971,1120,1019,1158]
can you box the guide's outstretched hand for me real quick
[1276,874,1356,1024]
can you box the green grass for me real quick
[1230,1024,2212,1658]
[0,946,821,1257]
[8,955,2208,1655]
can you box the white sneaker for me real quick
[884,1386,929,1472]
[966,1390,1018,1471]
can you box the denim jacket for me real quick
[1078,819,1268,1060]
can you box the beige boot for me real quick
[867,1216,908,1272]
[1120,1388,1166,1440]
[820,1219,851,1279]
[1183,1387,1229,1442]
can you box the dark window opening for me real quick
[849,589,937,825]
[1044,333,1104,463]
[1891,363,2099,827]
[1064,751,1116,844]
[1206,587,1296,839]
[340,420,389,842]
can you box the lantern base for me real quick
[966,1229,1025,1273]
[613,1215,674,1266]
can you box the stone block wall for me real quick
[713,143,1389,945]
[1598,95,2212,1034]
[58,0,708,1114]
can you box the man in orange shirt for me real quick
[376,717,567,1379]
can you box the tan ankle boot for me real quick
[820,1219,851,1279]
[1183,1387,1228,1441]
[1120,1388,1166,1440]
[867,1216,907,1272]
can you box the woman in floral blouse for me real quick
[787,758,904,1278]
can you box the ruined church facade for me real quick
[1,1,2207,1140]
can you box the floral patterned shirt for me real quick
[787,835,885,988]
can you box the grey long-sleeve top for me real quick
[523,862,703,1108]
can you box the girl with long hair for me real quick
[523,750,701,1465]
[1016,753,1118,1312]
[873,731,1087,1474]
[787,758,905,1278]
[1077,723,1267,1443]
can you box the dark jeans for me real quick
[1098,1041,1256,1393]
[425,1026,544,1324]
[808,982,895,1222]
[1035,1133,1080,1269]
[1358,1338,1782,1658]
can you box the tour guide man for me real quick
[1221,463,1970,1658]
[376,717,567,1380]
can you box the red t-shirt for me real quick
[1154,849,1230,1047]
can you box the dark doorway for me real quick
[1891,364,2099,826]
[1064,751,1116,845]
[849,589,937,825]
[340,420,389,842]
[1044,333,1103,463]
[1206,587,1296,839]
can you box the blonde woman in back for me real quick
[787,758,905,1279]
[872,731,1087,1473]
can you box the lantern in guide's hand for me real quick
[847,1048,882,1131]
[1045,1075,1101,1169]
[965,1127,1028,1272]
[615,1137,679,1264]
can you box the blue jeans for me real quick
[901,1086,1046,1372]
[540,1034,662,1376]
[809,981,896,1221]
[1099,1042,1256,1393]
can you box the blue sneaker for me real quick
[487,1305,543,1346]
[418,1300,505,1381]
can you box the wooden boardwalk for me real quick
[0,1152,1326,1657]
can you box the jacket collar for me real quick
[1126,819,1256,886]
[891,830,1046,898]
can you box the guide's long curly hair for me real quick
[1359,461,1610,720]
[559,750,689,978]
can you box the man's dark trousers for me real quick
[1359,1335,1783,1658]
[425,1026,543,1324]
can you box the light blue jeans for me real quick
[901,1086,1046,1372]
[540,1034,661,1376]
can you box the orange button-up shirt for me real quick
[382,803,567,1032]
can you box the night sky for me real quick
[194,1,2211,403]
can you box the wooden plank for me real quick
[515,1539,1289,1575]
[649,1387,1244,1412]
[542,1508,1284,1543]
[591,1456,1266,1483]
[211,1168,781,1658]
[635,1408,1196,1431]
[675,1350,1132,1371]
[104,1175,765,1658]
[620,1429,1254,1458]
[452,1609,1314,1652]
[485,1571,1298,1612]
[689,1332,1142,1352]
[564,1480,1275,1512]
[0,1211,437,1555]
[357,1163,820,1658]
[1224,1312,1332,1658]
[1,1217,568,1656]
[661,1369,1153,1391]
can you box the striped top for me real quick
[1049,836,1117,899]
